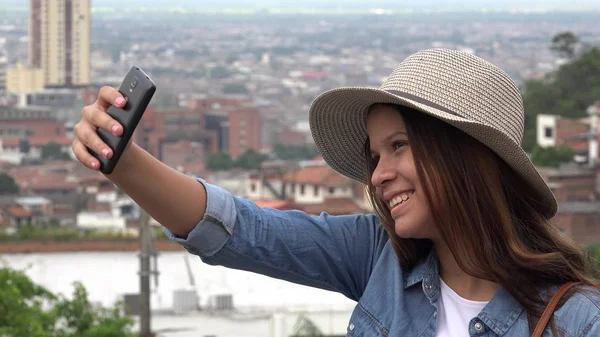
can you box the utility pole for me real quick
[139,208,152,337]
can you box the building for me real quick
[0,194,54,230]
[537,114,589,152]
[0,201,33,230]
[20,89,80,120]
[204,113,228,153]
[246,158,369,216]
[28,0,91,88]
[161,140,205,174]
[187,97,262,158]
[6,63,44,93]
[0,104,71,164]
[76,192,138,233]
[228,106,261,159]
[547,164,600,245]
[138,97,264,162]
[137,108,167,158]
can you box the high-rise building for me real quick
[29,0,91,88]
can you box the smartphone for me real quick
[90,66,156,174]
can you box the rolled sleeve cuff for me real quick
[162,177,237,257]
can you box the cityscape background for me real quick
[0,0,599,337]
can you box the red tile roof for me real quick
[29,136,72,146]
[254,199,294,210]
[283,165,351,186]
[7,205,31,217]
[252,198,366,216]
[297,198,367,216]
[0,160,15,168]
[53,206,75,215]
[1,137,21,147]
[1,136,72,147]
[29,175,79,191]
[11,169,79,191]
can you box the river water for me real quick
[1,251,356,337]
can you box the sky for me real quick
[2,0,600,10]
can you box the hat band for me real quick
[386,90,460,117]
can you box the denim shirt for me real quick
[164,179,600,337]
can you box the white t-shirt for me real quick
[436,278,489,337]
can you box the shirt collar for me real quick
[402,248,524,335]
[478,288,525,335]
[403,248,438,289]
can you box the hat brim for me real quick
[309,87,557,218]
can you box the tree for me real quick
[273,143,319,161]
[53,283,134,337]
[530,145,576,168]
[234,149,268,170]
[522,46,600,152]
[223,83,248,95]
[291,314,324,337]
[551,31,579,59]
[0,172,19,195]
[0,264,135,337]
[41,142,71,161]
[0,265,57,337]
[208,66,230,79]
[586,245,600,278]
[206,152,234,171]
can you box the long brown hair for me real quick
[364,104,600,333]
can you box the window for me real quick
[314,186,318,197]
[300,184,305,195]
[251,183,256,192]
[544,127,553,138]
[329,187,335,194]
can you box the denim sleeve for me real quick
[163,178,388,302]
[162,178,237,256]
[585,319,600,337]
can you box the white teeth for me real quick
[389,193,412,209]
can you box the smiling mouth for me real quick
[389,192,414,209]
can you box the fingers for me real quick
[81,104,123,137]
[74,85,127,171]
[72,137,100,170]
[73,119,113,162]
[95,85,127,111]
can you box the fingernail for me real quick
[115,97,125,106]
[102,149,110,158]
[91,161,98,169]
[112,124,121,135]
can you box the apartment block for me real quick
[29,0,91,87]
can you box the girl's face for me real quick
[367,105,438,241]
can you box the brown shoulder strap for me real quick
[531,282,580,337]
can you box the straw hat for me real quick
[309,48,557,218]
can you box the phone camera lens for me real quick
[130,76,139,89]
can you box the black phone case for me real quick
[90,66,156,174]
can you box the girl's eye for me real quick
[393,141,407,151]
